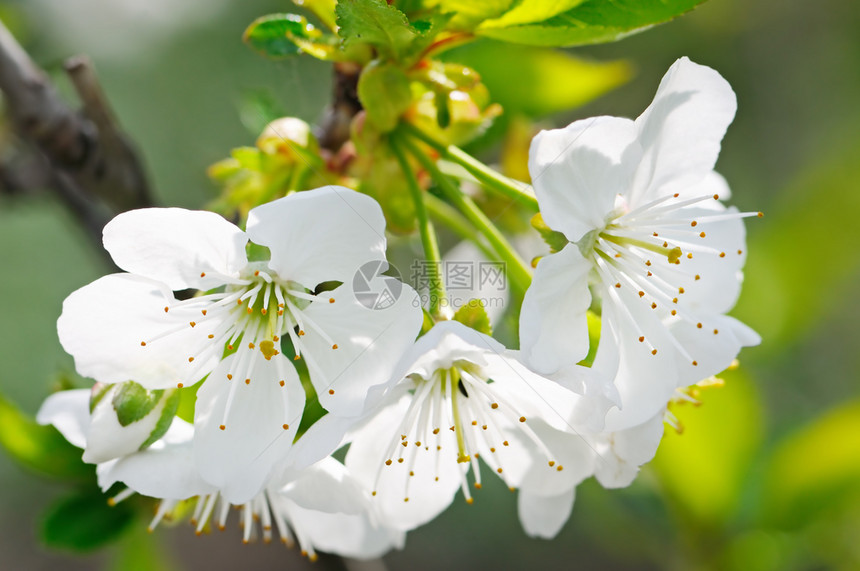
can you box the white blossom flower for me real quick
[37,390,403,560]
[57,186,422,501]
[36,384,178,465]
[517,408,665,539]
[520,57,760,431]
[345,320,600,532]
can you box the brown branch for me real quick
[0,19,154,254]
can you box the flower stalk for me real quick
[389,133,447,318]
[400,121,539,211]
[399,132,533,293]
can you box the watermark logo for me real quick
[353,260,404,310]
[409,260,507,310]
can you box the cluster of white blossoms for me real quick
[39,58,759,557]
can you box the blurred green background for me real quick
[1,0,859,569]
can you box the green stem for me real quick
[400,121,539,211]
[389,132,447,318]
[423,193,495,260]
[400,133,533,293]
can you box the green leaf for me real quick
[759,401,860,529]
[336,0,417,60]
[531,212,569,253]
[42,490,136,552]
[111,382,163,427]
[357,61,412,131]
[481,0,587,28]
[452,300,493,335]
[446,39,630,117]
[435,0,513,30]
[476,0,708,47]
[243,13,336,60]
[292,0,338,30]
[0,393,92,481]
[651,368,763,527]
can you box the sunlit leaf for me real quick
[476,0,708,47]
[759,400,860,529]
[357,62,412,131]
[0,393,92,482]
[446,40,630,117]
[434,0,513,30]
[292,0,338,30]
[452,300,493,335]
[481,0,586,28]
[243,13,336,60]
[651,368,763,527]
[42,490,136,552]
[336,0,417,60]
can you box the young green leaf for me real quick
[336,0,417,60]
[452,300,493,336]
[243,13,334,60]
[476,0,708,47]
[356,61,412,131]
[481,0,587,28]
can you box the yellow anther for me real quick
[260,340,278,360]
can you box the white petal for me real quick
[58,274,220,389]
[630,57,736,206]
[274,486,405,559]
[300,280,422,417]
[247,186,387,288]
[280,413,355,473]
[36,389,91,450]
[193,352,304,504]
[600,298,684,431]
[593,410,665,489]
[345,390,462,531]
[99,420,216,499]
[517,488,575,539]
[516,419,595,497]
[103,208,247,290]
[519,244,592,374]
[83,384,174,464]
[281,457,367,515]
[530,116,638,242]
[403,320,505,379]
